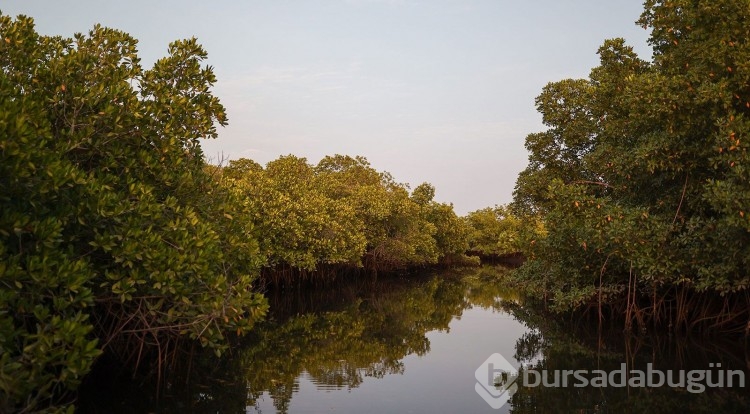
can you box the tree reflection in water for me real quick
[77,266,750,413]
[243,271,471,412]
[501,300,750,413]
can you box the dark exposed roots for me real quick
[582,284,750,337]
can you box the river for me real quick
[77,266,749,413]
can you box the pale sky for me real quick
[2,1,651,215]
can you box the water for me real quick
[78,267,749,413]
[242,269,524,414]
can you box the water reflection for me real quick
[243,272,471,412]
[502,301,750,413]
[77,266,749,413]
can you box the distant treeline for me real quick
[220,154,479,285]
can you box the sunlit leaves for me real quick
[464,205,523,257]
[226,154,467,274]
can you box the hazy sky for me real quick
[2,1,652,215]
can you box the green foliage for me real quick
[512,1,750,329]
[226,154,469,275]
[424,200,474,264]
[464,205,527,257]
[226,155,367,271]
[410,182,435,206]
[0,13,266,412]
[315,156,439,269]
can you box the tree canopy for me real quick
[224,154,476,277]
[0,14,268,412]
[512,0,750,332]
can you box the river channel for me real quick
[78,266,749,413]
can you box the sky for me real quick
[2,1,652,215]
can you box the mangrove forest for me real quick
[2,1,750,412]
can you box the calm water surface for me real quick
[79,267,749,413]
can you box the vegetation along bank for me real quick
[2,1,750,412]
